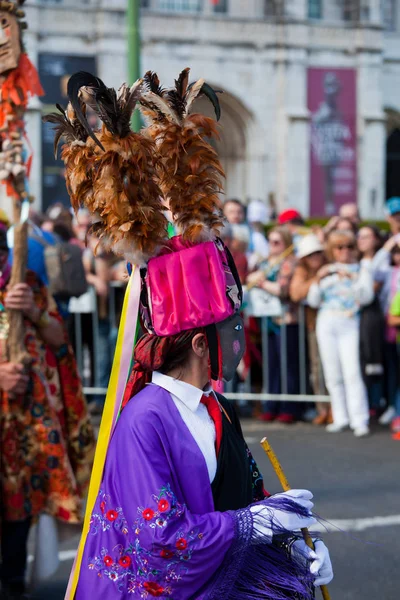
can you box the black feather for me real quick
[166,90,186,119]
[200,83,222,121]
[175,68,190,99]
[67,72,105,150]
[144,71,164,96]
[165,68,190,119]
[186,81,222,121]
[115,83,142,137]
[42,104,86,157]
[139,98,169,123]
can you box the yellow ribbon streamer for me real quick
[65,267,139,599]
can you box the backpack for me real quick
[31,231,88,299]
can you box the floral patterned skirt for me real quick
[0,340,95,523]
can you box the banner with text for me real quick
[308,68,357,217]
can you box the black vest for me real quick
[211,396,254,512]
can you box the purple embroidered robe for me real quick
[75,385,313,599]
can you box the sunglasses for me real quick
[334,244,355,251]
[269,239,283,246]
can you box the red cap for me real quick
[278,209,302,224]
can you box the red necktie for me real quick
[201,394,223,457]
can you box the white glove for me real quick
[250,489,316,541]
[292,538,333,587]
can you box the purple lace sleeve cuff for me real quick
[204,504,314,600]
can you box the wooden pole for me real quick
[6,168,31,365]
[6,217,30,365]
[260,437,331,600]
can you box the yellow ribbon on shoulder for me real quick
[65,266,141,599]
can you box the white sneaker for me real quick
[378,406,395,425]
[353,426,370,438]
[326,423,348,433]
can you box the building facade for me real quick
[15,0,400,219]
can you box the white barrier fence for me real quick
[74,283,330,404]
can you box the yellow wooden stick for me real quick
[260,437,331,600]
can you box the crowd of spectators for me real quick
[3,196,400,441]
[223,196,400,440]
[0,209,95,599]
[0,204,128,416]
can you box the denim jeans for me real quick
[262,324,300,418]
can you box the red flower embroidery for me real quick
[118,555,131,568]
[103,555,113,566]
[143,581,165,597]
[142,508,155,521]
[158,498,169,513]
[176,538,187,550]
[106,510,118,522]
[100,501,106,514]
[160,548,174,559]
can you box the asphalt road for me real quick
[30,420,399,600]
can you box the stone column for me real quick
[356,47,386,218]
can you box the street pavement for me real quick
[30,420,399,600]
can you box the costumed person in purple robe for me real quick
[44,69,333,600]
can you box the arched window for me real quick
[194,88,253,201]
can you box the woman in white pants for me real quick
[307,230,374,437]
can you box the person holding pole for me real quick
[0,228,95,599]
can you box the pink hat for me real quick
[141,237,242,337]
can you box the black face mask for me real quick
[206,313,246,382]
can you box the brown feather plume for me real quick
[45,72,169,265]
[42,102,96,213]
[139,68,225,243]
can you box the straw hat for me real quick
[297,234,323,259]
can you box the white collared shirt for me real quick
[151,371,217,483]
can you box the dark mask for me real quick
[206,313,245,382]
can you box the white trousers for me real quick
[316,312,369,429]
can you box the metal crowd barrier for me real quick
[74,288,330,404]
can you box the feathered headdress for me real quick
[43,72,169,265]
[139,68,225,243]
